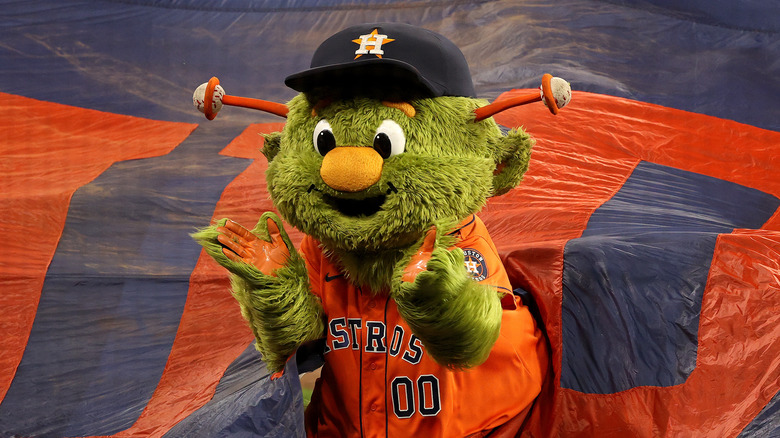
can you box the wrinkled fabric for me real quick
[0,0,777,437]
[493,91,780,437]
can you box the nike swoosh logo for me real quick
[325,273,343,282]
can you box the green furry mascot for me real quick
[192,22,570,438]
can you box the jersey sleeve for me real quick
[454,215,516,309]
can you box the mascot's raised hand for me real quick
[193,213,324,372]
[193,22,570,437]
[395,226,502,369]
[216,216,289,275]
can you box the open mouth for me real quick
[325,194,387,217]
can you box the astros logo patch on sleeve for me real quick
[462,249,487,281]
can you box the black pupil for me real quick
[317,130,336,156]
[373,133,392,159]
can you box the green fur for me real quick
[332,218,460,293]
[389,225,494,369]
[267,95,530,256]
[261,132,281,161]
[191,213,324,372]
[331,248,407,293]
[491,128,535,195]
[393,245,502,369]
[196,91,533,370]
[270,94,532,367]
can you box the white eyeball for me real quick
[373,120,406,159]
[313,119,336,156]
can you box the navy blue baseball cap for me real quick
[284,23,476,99]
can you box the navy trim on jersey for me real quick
[448,214,476,237]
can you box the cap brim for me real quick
[284,58,444,100]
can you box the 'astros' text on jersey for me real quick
[302,215,546,437]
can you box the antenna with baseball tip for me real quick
[193,74,570,121]
[473,74,571,121]
[193,77,288,120]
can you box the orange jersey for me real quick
[301,215,545,438]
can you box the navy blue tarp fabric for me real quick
[0,123,251,436]
[0,0,778,437]
[561,162,780,394]
[1,0,778,130]
[164,346,305,438]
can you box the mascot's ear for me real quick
[262,132,282,162]
[490,129,534,196]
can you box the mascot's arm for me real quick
[394,228,502,369]
[192,212,325,372]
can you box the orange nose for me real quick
[320,147,383,192]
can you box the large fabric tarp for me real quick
[0,1,778,437]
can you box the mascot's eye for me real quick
[313,119,336,156]
[373,120,405,159]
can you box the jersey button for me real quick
[369,362,377,370]
[370,403,378,412]
[368,300,376,309]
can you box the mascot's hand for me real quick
[194,213,323,373]
[394,226,501,369]
[216,214,291,276]
[193,212,296,282]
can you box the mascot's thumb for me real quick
[394,248,502,369]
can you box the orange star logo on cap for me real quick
[352,29,395,59]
